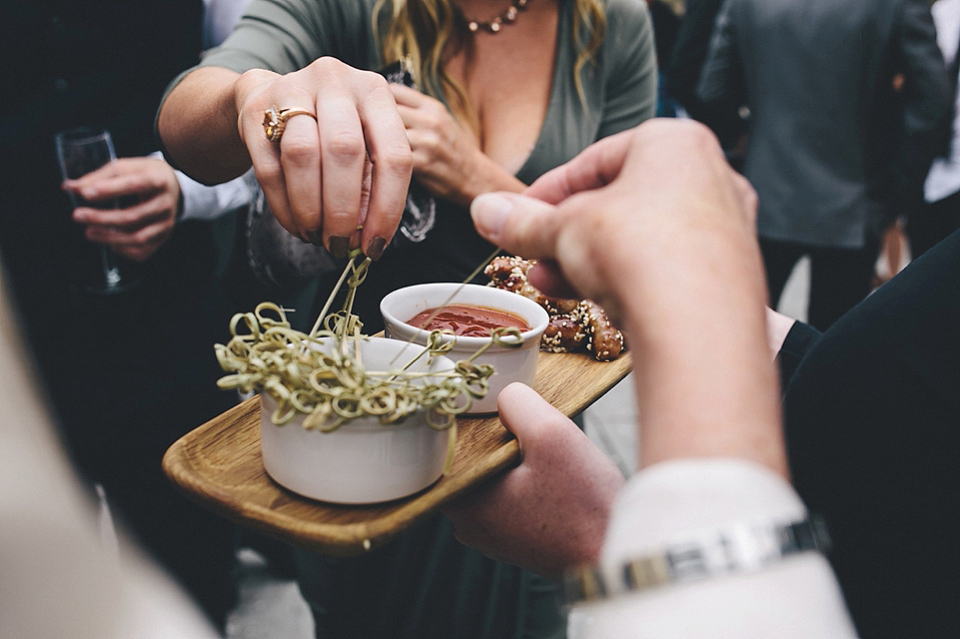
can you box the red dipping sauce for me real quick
[407,304,531,337]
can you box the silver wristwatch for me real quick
[563,516,831,605]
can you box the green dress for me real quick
[174,1,656,636]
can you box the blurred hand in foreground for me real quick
[472,119,760,325]
[446,119,784,577]
[472,117,782,477]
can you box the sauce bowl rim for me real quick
[380,282,550,348]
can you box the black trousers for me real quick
[907,188,960,260]
[760,235,879,330]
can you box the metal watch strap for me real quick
[563,516,831,605]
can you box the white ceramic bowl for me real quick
[380,283,549,414]
[259,337,455,504]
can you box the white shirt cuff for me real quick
[152,152,255,222]
[583,459,858,639]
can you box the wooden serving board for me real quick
[163,351,631,557]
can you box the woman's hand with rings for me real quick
[262,106,317,143]
[235,57,413,260]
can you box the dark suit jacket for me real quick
[0,1,238,622]
[780,227,960,637]
[698,0,951,248]
[669,0,748,149]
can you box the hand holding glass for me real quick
[55,127,137,293]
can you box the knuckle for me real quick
[357,68,389,91]
[255,161,284,186]
[366,82,396,108]
[289,199,321,226]
[376,145,414,176]
[281,138,318,168]
[410,150,430,173]
[325,133,366,163]
[688,121,721,149]
[640,118,723,159]
[424,131,443,153]
[672,118,719,149]
[239,67,267,84]
[311,56,345,74]
[423,111,443,130]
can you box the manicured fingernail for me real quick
[471,193,513,240]
[306,230,322,245]
[328,235,350,259]
[365,236,387,261]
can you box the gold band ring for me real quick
[262,106,317,143]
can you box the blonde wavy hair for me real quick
[373,0,606,130]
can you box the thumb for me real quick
[470,193,561,259]
[495,382,625,571]
[497,382,583,465]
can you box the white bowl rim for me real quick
[380,282,549,348]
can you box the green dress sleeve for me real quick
[157,0,381,144]
[597,0,659,138]
[199,0,382,74]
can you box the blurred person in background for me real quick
[668,0,750,168]
[0,0,241,628]
[0,266,220,639]
[697,0,951,329]
[911,0,960,257]
[645,0,682,117]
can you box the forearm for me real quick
[157,67,260,184]
[608,227,786,478]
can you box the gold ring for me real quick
[262,106,317,143]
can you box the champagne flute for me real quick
[55,127,137,293]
